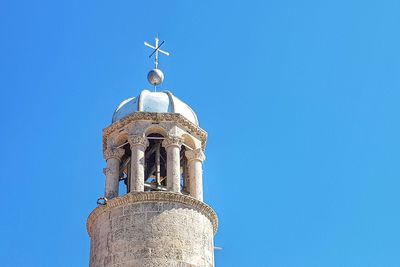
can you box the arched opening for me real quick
[182,134,196,150]
[180,145,189,195]
[144,133,167,191]
[144,125,168,137]
[118,141,131,195]
[113,132,193,195]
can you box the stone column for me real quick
[128,135,149,192]
[162,136,183,193]
[103,148,125,199]
[185,148,206,201]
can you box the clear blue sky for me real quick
[1,0,400,266]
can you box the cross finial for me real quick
[144,36,170,69]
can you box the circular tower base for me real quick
[87,192,218,267]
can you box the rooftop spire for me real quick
[144,35,170,90]
[144,35,170,69]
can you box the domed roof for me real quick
[112,90,199,125]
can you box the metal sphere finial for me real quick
[147,68,164,86]
[144,36,170,90]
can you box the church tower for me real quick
[87,38,218,267]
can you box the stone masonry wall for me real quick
[88,194,215,267]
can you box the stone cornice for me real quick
[102,112,207,152]
[87,192,218,237]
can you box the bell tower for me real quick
[87,38,218,267]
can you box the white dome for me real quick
[112,90,199,125]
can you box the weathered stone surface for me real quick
[88,192,216,267]
[102,112,207,153]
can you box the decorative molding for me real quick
[185,148,206,162]
[87,192,218,236]
[103,148,125,161]
[128,135,149,148]
[162,136,183,149]
[102,112,207,153]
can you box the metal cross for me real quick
[144,36,170,69]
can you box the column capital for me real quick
[128,135,149,148]
[162,136,183,149]
[185,148,206,162]
[104,147,125,161]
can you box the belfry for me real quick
[87,37,218,267]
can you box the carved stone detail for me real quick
[185,148,206,162]
[103,147,125,161]
[86,192,218,236]
[162,136,183,148]
[102,167,115,176]
[102,112,207,152]
[128,135,149,148]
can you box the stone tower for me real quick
[86,89,218,266]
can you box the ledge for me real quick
[102,112,208,152]
[86,192,218,237]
